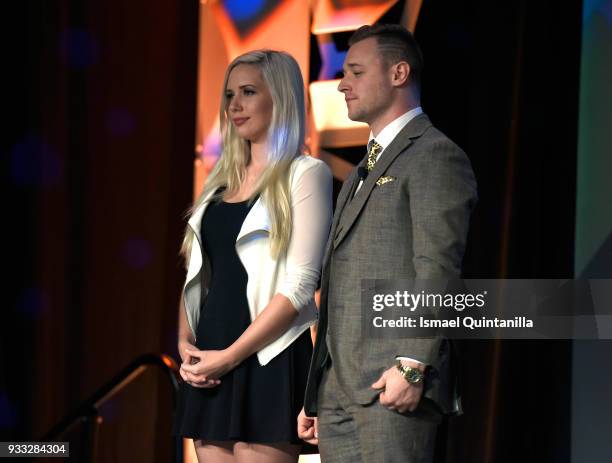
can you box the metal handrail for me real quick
[41,353,180,457]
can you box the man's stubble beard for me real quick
[350,104,387,128]
[348,103,372,125]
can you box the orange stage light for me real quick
[309,79,369,148]
[195,0,310,194]
[312,0,399,35]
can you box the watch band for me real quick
[396,360,425,384]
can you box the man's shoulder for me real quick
[412,119,462,148]
[400,122,468,164]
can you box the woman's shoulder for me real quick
[290,154,332,180]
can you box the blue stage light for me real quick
[60,29,99,69]
[0,393,18,427]
[319,41,347,80]
[223,0,267,23]
[15,287,48,318]
[10,134,63,187]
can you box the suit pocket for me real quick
[369,176,400,203]
[375,175,396,186]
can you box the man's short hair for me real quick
[348,23,424,90]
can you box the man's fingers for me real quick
[297,410,313,437]
[395,400,416,414]
[371,374,386,390]
[297,409,319,444]
[297,418,311,434]
[298,427,319,446]
[298,425,314,439]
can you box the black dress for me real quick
[173,196,313,443]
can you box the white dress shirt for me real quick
[355,106,423,194]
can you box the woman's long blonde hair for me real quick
[181,50,306,264]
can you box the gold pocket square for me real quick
[376,175,396,186]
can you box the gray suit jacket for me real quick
[304,113,477,416]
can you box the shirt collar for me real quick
[368,106,423,150]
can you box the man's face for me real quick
[338,37,392,125]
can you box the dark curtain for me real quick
[2,1,198,460]
[416,1,579,462]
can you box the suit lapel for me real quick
[333,113,432,249]
[330,163,362,234]
[317,165,361,320]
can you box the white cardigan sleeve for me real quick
[278,159,333,311]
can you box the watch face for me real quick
[407,369,423,383]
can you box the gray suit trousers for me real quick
[317,362,439,463]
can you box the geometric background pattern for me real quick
[194,0,423,195]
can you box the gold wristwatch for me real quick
[396,360,425,384]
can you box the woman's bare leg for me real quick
[234,442,300,463]
[193,440,235,463]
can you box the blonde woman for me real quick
[173,50,332,462]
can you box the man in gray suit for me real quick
[297,24,477,462]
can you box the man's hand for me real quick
[371,364,424,413]
[297,407,319,445]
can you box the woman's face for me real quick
[225,64,273,144]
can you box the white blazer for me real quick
[183,156,333,365]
